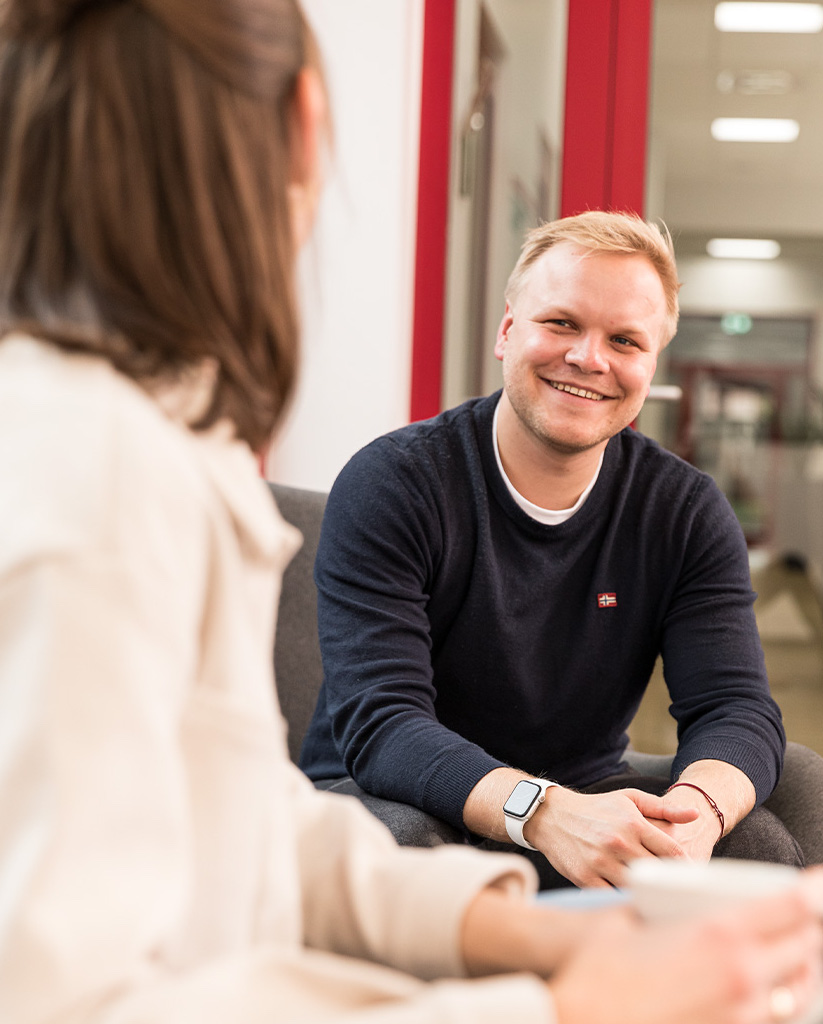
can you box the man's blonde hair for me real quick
[505,210,681,345]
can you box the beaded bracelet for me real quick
[666,782,725,843]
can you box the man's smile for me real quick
[547,380,606,402]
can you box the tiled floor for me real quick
[628,558,823,758]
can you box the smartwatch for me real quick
[503,778,558,851]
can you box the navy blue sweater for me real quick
[300,392,784,831]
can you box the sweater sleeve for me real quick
[73,762,555,1024]
[307,441,508,828]
[662,476,785,803]
[288,761,540,977]
[165,765,551,1024]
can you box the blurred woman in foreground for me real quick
[0,2,821,1022]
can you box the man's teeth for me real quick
[550,381,604,401]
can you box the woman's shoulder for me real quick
[0,335,218,560]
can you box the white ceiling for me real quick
[648,0,823,243]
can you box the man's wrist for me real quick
[667,759,756,836]
[667,781,725,841]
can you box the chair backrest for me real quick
[268,482,328,763]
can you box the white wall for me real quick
[678,255,823,318]
[664,181,823,240]
[266,0,425,491]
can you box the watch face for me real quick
[504,780,541,819]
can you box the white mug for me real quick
[626,858,823,1024]
[626,857,800,923]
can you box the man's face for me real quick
[494,241,667,458]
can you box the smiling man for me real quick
[299,211,800,888]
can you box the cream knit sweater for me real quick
[0,335,553,1024]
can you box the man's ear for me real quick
[494,301,514,361]
[288,67,327,246]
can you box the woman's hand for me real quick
[550,883,823,1024]
[461,887,613,979]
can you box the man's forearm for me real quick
[463,766,534,841]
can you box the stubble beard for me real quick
[525,413,610,457]
[505,374,615,459]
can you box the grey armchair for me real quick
[271,482,462,846]
[270,481,823,864]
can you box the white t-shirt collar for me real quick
[492,397,604,525]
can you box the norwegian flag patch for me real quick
[597,593,617,608]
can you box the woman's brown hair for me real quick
[0,0,319,449]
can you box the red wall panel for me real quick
[561,0,615,215]
[410,0,456,423]
[561,0,652,216]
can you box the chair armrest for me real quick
[765,741,823,866]
[315,777,464,848]
[624,749,673,779]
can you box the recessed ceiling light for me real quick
[715,2,823,32]
[707,238,782,259]
[711,117,799,141]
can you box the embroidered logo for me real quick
[597,592,617,608]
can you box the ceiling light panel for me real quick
[715,3,823,32]
[711,117,800,141]
[707,238,782,259]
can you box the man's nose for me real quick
[564,332,609,372]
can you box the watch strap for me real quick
[504,778,558,851]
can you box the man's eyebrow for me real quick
[531,304,575,318]
[611,323,648,335]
